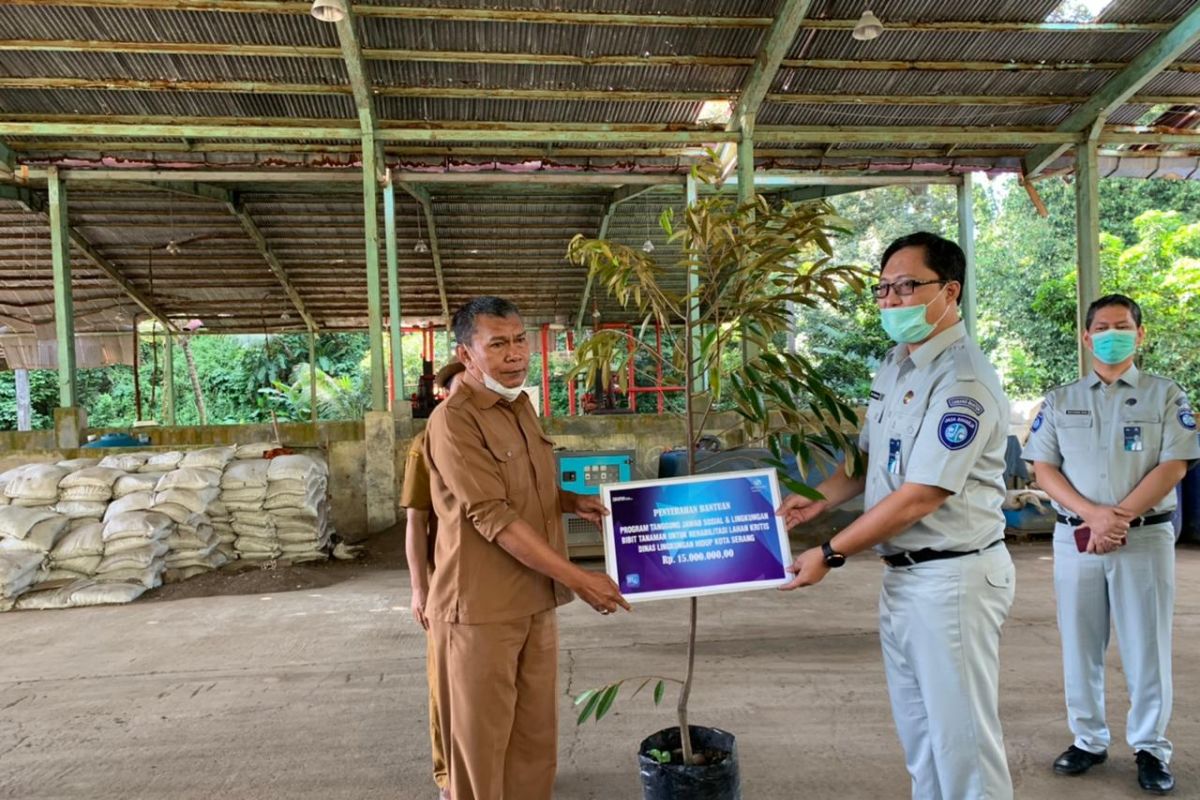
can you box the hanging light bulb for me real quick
[310,0,345,23]
[414,239,430,253]
[642,239,655,253]
[852,9,883,41]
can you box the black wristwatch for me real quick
[821,540,846,568]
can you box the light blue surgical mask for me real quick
[1090,329,1137,365]
[880,287,951,344]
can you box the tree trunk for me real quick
[179,336,207,425]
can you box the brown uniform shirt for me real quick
[424,371,578,624]
[400,430,433,511]
[401,429,438,565]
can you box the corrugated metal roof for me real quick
[3,0,1200,333]
[0,6,336,48]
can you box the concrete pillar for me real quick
[162,333,176,425]
[1075,141,1102,377]
[14,369,31,431]
[309,328,318,426]
[47,166,76,408]
[54,406,86,449]
[363,410,397,533]
[957,172,978,339]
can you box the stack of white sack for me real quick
[179,447,236,568]
[152,465,227,581]
[98,452,151,472]
[56,457,100,471]
[266,454,332,563]
[138,451,185,475]
[2,463,70,509]
[55,467,126,521]
[220,459,277,561]
[0,506,70,608]
[98,511,173,589]
[42,520,105,582]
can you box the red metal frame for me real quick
[566,330,577,416]
[537,322,682,417]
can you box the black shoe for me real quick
[1136,750,1175,794]
[1053,745,1108,775]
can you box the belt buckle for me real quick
[1131,515,1144,527]
[885,552,916,567]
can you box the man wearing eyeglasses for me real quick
[778,231,1015,799]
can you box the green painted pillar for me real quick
[383,173,405,405]
[1075,141,1102,377]
[309,328,318,425]
[737,119,760,366]
[957,173,978,338]
[362,131,386,412]
[737,115,756,209]
[686,173,707,392]
[162,332,175,425]
[47,166,76,408]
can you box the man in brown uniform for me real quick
[424,296,629,800]
[402,360,464,800]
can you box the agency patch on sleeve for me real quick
[1031,411,1044,432]
[938,413,979,451]
[946,395,985,415]
[1180,408,1197,431]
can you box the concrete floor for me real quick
[2,542,1199,800]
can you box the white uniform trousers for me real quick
[879,543,1016,800]
[1053,521,1175,763]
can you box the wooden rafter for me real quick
[6,38,1200,73]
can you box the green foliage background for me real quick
[5,175,1200,430]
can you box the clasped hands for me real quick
[1080,504,1133,554]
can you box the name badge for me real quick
[1124,426,1143,452]
[887,438,902,474]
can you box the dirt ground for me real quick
[1,538,1198,800]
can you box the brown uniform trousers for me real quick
[430,610,558,800]
[401,431,448,791]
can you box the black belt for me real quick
[1055,511,1173,528]
[882,538,1003,568]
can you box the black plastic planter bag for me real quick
[638,725,741,800]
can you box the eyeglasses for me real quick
[871,278,945,299]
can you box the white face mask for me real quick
[481,370,525,403]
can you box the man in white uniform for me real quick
[780,231,1015,799]
[1023,293,1199,795]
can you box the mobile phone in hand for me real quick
[1074,525,1091,553]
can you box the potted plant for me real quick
[566,156,866,799]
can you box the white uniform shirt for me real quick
[1022,365,1200,516]
[860,321,1010,556]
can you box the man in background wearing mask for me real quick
[777,231,1016,799]
[423,295,630,800]
[1024,294,1199,795]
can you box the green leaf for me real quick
[595,684,620,721]
[779,476,825,501]
[653,680,666,705]
[576,689,603,725]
